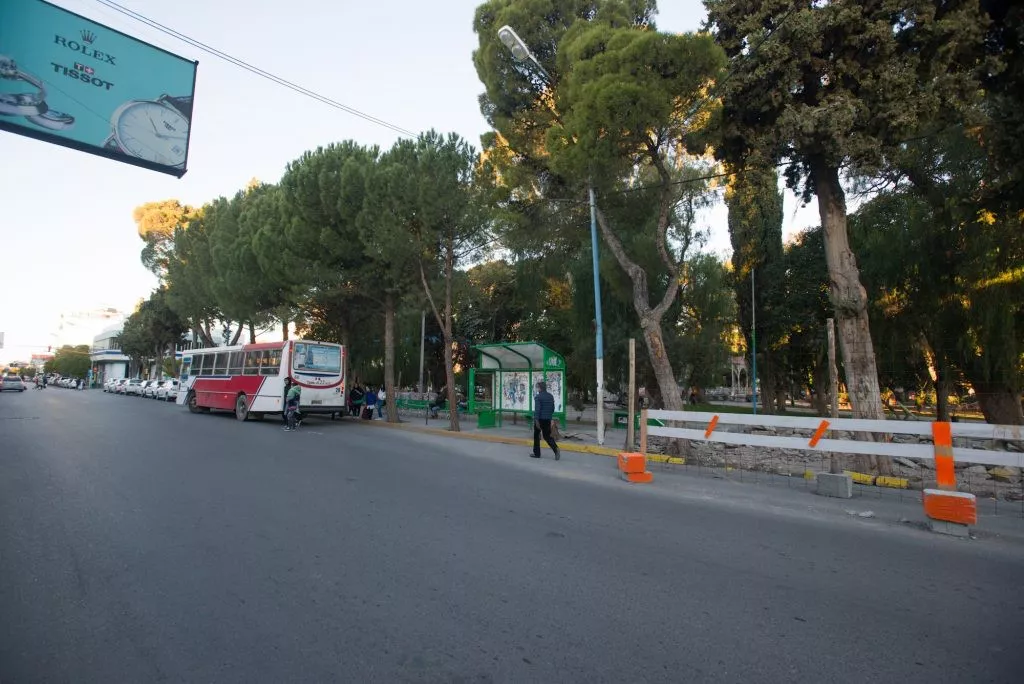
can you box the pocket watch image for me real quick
[103,94,192,167]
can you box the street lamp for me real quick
[497,25,551,82]
[496,25,606,444]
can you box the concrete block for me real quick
[620,471,653,484]
[928,519,970,538]
[816,472,853,499]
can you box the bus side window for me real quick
[213,353,228,376]
[197,354,211,375]
[180,359,192,380]
[228,352,244,376]
[243,351,260,375]
[261,349,282,375]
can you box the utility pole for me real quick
[590,186,606,445]
[626,338,636,450]
[751,267,757,415]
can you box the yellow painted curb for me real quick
[360,419,622,457]
[875,475,910,489]
[844,470,877,486]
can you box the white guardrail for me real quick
[640,410,1024,469]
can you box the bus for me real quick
[177,340,345,421]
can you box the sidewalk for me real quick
[360,412,1024,536]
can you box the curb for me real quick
[359,418,624,457]
[356,420,911,487]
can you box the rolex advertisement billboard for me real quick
[0,0,198,177]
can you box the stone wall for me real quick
[645,427,1023,501]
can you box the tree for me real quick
[725,158,789,412]
[165,208,221,347]
[118,289,187,377]
[473,0,726,412]
[365,132,490,431]
[851,130,1024,424]
[47,345,91,379]
[133,200,195,280]
[704,0,988,435]
[276,141,394,413]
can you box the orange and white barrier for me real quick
[921,422,977,531]
[617,452,653,484]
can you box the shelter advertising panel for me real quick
[0,0,198,176]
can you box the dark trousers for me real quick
[286,401,299,429]
[533,418,558,455]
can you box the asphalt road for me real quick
[2,388,1023,683]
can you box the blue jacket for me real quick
[534,390,555,420]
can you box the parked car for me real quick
[156,379,179,402]
[104,378,120,392]
[141,380,158,398]
[1,375,26,392]
[125,379,144,395]
[114,378,128,394]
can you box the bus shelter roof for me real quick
[473,342,560,370]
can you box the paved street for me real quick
[2,389,1023,683]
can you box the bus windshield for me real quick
[293,343,341,374]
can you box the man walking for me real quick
[531,381,560,460]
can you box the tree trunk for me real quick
[230,324,243,346]
[812,159,889,474]
[420,238,460,432]
[812,356,830,416]
[595,207,684,413]
[248,322,256,344]
[341,326,351,398]
[935,367,951,423]
[281,317,289,341]
[384,293,399,423]
[972,381,1023,425]
[759,351,776,415]
[640,321,684,412]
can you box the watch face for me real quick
[112,100,189,167]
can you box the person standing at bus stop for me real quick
[531,381,560,460]
[283,378,302,431]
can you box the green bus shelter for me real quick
[468,342,567,428]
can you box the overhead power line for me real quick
[91,0,417,137]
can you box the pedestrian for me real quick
[363,386,377,420]
[531,381,560,460]
[377,385,386,419]
[283,377,302,431]
[349,384,365,417]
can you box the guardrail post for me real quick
[923,421,977,536]
[640,408,648,457]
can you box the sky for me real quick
[0,0,819,364]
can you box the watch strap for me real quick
[160,95,193,120]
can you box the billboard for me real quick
[0,0,198,177]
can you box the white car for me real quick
[1,375,26,392]
[156,378,179,401]
[125,379,144,395]
[104,378,121,392]
[114,378,129,394]
[141,380,161,398]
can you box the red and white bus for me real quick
[177,340,345,421]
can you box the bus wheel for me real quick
[235,394,250,421]
[187,391,206,414]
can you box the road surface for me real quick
[2,389,1023,682]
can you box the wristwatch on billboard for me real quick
[0,55,76,130]
[103,94,193,167]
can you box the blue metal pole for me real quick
[589,185,605,444]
